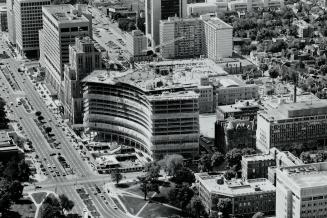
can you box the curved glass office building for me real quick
[83,70,200,159]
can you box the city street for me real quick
[0,37,132,218]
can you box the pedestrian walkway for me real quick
[28,190,56,218]
[105,179,182,218]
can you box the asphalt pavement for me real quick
[0,36,132,218]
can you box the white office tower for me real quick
[202,16,233,60]
[13,0,50,58]
[6,0,15,44]
[39,4,92,92]
[126,30,148,61]
[276,162,327,218]
[159,17,205,59]
[256,99,327,153]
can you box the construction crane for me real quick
[143,36,185,53]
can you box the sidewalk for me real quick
[28,190,56,218]
[104,178,182,218]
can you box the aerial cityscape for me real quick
[0,0,327,217]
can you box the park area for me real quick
[114,181,188,218]
[6,198,36,218]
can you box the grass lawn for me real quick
[31,192,47,204]
[139,202,186,218]
[112,197,125,213]
[9,198,36,218]
[126,184,154,197]
[118,194,146,215]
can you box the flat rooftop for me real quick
[279,162,327,188]
[16,0,49,3]
[196,173,275,196]
[242,153,274,162]
[147,91,199,101]
[202,17,232,30]
[187,2,218,8]
[259,99,327,120]
[43,5,90,24]
[162,16,202,24]
[83,59,233,91]
[217,100,260,113]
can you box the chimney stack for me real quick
[294,84,297,103]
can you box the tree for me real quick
[59,194,74,213]
[319,65,327,76]
[225,148,242,170]
[138,162,161,200]
[38,116,45,122]
[40,194,75,218]
[0,163,4,177]
[168,185,194,210]
[256,28,276,41]
[8,180,23,202]
[198,154,212,172]
[211,152,224,168]
[289,25,298,37]
[300,152,311,163]
[144,162,160,180]
[35,111,42,116]
[138,176,159,200]
[252,212,265,218]
[17,160,31,182]
[3,156,30,182]
[45,127,52,134]
[138,176,150,200]
[224,170,237,180]
[0,178,11,213]
[118,18,136,32]
[269,67,279,79]
[217,198,232,218]
[267,40,288,53]
[188,196,204,218]
[159,154,183,177]
[40,195,62,218]
[0,98,9,130]
[0,194,11,213]
[173,167,195,185]
[241,148,256,156]
[3,158,19,180]
[259,63,268,73]
[111,169,123,185]
[316,151,326,162]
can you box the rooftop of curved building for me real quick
[82,59,253,93]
